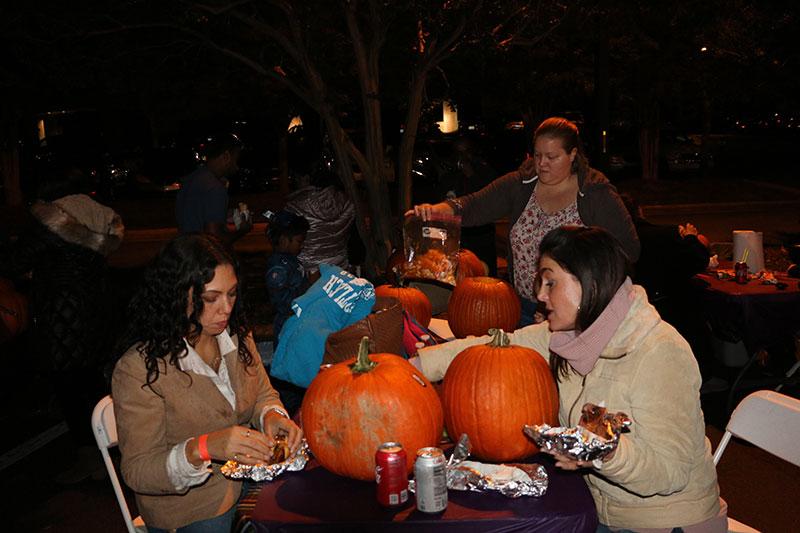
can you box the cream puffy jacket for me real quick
[418,285,721,530]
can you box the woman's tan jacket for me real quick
[112,333,283,530]
[419,286,721,530]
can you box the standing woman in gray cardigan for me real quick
[412,117,639,326]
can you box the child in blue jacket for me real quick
[265,211,310,346]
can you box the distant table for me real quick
[697,265,800,410]
[697,266,800,355]
[234,451,598,533]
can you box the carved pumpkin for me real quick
[455,249,486,282]
[301,337,444,480]
[375,268,432,328]
[0,278,29,343]
[447,276,521,338]
[440,329,559,461]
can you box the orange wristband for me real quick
[198,434,211,462]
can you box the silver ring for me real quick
[246,429,250,438]
[234,453,238,460]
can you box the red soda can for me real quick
[375,442,409,507]
[735,261,748,284]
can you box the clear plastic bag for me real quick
[402,214,462,286]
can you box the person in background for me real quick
[435,138,498,276]
[412,117,639,327]
[620,193,717,383]
[112,233,302,533]
[176,133,253,246]
[284,164,356,278]
[264,211,311,346]
[0,165,125,483]
[414,226,725,532]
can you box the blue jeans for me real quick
[146,481,251,533]
[518,296,539,328]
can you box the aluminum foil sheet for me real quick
[409,434,548,498]
[221,439,309,482]
[524,403,631,463]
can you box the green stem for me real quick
[486,328,510,348]
[349,336,378,374]
[392,266,405,287]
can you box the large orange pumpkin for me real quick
[375,268,432,328]
[447,276,520,338]
[455,249,486,282]
[0,278,29,343]
[301,337,444,481]
[440,329,559,462]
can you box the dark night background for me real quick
[1,3,799,532]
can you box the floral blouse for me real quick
[509,188,584,300]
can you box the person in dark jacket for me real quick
[620,193,716,382]
[0,167,125,483]
[412,117,640,327]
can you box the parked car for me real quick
[660,131,714,173]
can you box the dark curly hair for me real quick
[117,233,254,391]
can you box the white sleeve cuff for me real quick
[167,438,212,491]
[260,405,290,434]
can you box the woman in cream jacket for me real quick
[416,226,725,532]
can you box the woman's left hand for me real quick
[263,411,304,456]
[550,452,589,470]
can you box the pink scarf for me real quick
[549,277,634,376]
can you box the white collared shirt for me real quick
[167,330,238,490]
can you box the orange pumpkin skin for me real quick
[0,278,29,342]
[375,283,432,328]
[301,340,444,481]
[455,249,486,282]
[447,277,521,338]
[384,250,406,284]
[440,330,559,462]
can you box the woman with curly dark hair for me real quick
[112,233,302,533]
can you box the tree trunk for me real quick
[637,90,660,181]
[1,144,22,206]
[397,70,428,214]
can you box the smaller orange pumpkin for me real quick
[384,249,406,284]
[455,249,487,282]
[447,276,520,338]
[375,267,432,327]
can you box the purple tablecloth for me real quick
[235,452,598,533]
[698,268,800,354]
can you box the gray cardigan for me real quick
[447,158,640,280]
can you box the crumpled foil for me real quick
[524,403,631,462]
[221,439,310,482]
[408,434,548,498]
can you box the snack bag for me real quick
[402,214,462,285]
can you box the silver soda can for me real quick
[414,447,447,513]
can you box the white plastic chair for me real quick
[713,390,800,533]
[92,395,147,533]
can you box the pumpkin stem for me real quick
[392,266,405,288]
[487,328,510,348]
[349,336,378,374]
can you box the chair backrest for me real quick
[713,390,800,468]
[91,395,140,533]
